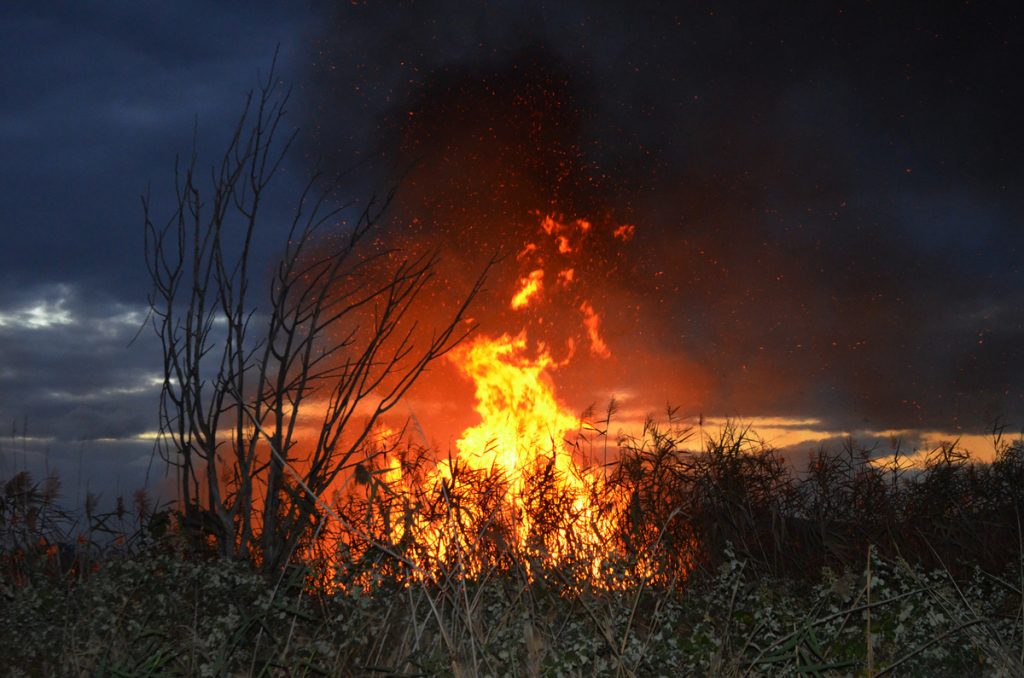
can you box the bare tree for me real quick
[144,60,490,572]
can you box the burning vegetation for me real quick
[326,212,694,586]
[8,57,1024,677]
[124,64,1024,600]
[134,65,691,588]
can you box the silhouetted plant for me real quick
[143,57,491,574]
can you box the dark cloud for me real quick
[303,0,1024,434]
[0,282,162,500]
[0,283,158,441]
[0,3,320,496]
[0,2,318,293]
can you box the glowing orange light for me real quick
[613,224,636,242]
[449,332,579,477]
[510,269,544,309]
[580,300,611,358]
[331,212,679,586]
[517,242,538,260]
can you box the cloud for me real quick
[0,281,169,500]
[0,283,162,442]
[0,287,73,329]
[0,3,324,502]
[0,2,321,294]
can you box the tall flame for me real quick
[451,332,579,478]
[336,213,676,584]
[454,215,606,482]
[424,214,623,569]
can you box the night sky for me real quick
[2,2,1021,498]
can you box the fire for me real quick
[421,329,612,570]
[510,269,544,309]
[612,223,635,242]
[335,213,687,585]
[449,333,579,477]
[420,213,624,571]
[579,300,611,358]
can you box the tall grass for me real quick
[2,418,1023,675]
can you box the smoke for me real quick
[297,0,1023,435]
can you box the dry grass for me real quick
[3,421,1024,675]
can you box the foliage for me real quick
[3,530,1023,676]
[4,426,1024,677]
[329,415,1024,590]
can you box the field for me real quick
[3,424,1024,676]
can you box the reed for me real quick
[2,418,1023,675]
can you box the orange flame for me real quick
[510,269,544,309]
[579,301,611,358]
[425,213,626,569]
[450,333,579,475]
[332,213,690,586]
[613,223,635,242]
